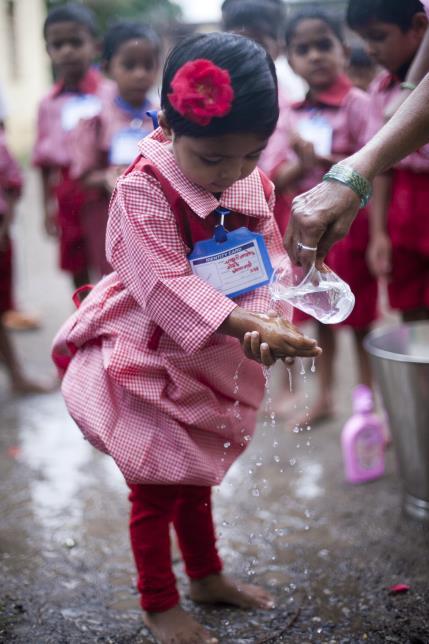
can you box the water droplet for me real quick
[299,359,306,376]
[252,488,260,497]
[256,460,263,467]
[223,441,231,449]
[270,411,275,420]
[311,357,316,373]
[304,524,310,531]
[287,366,293,393]
[274,455,280,463]
[289,457,296,466]
[292,425,300,434]
[273,440,279,448]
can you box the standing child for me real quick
[262,9,378,425]
[0,131,48,393]
[348,46,378,92]
[347,0,429,323]
[33,3,113,289]
[52,33,321,644]
[69,21,160,271]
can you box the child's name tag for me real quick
[61,94,102,131]
[109,127,148,166]
[298,115,333,157]
[188,227,273,299]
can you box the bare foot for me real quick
[190,573,275,610]
[290,397,334,429]
[143,605,218,644]
[11,375,58,395]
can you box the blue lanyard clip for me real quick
[214,207,230,243]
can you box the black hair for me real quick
[161,32,278,138]
[43,2,98,39]
[222,0,285,41]
[347,0,424,32]
[349,45,376,69]
[102,20,161,64]
[285,8,344,46]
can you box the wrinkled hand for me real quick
[285,180,361,269]
[367,232,392,277]
[242,310,322,367]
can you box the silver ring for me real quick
[297,241,317,252]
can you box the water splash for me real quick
[287,366,293,393]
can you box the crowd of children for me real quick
[1,0,429,641]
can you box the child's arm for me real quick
[39,166,58,237]
[366,173,392,277]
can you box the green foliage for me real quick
[45,0,182,31]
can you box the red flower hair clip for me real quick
[168,59,234,126]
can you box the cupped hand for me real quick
[242,311,322,366]
[285,180,361,269]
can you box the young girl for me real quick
[262,9,378,425]
[70,21,160,273]
[52,33,321,644]
[32,3,113,288]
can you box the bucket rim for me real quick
[364,322,429,364]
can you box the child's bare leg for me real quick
[352,327,372,387]
[72,267,91,291]
[0,321,50,393]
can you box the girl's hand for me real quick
[367,231,392,277]
[242,311,321,366]
[292,136,317,171]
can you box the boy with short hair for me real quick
[347,0,429,322]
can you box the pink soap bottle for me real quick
[341,385,385,484]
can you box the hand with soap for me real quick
[219,308,322,367]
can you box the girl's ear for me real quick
[158,110,173,140]
[411,12,428,37]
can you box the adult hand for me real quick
[384,88,413,122]
[285,180,361,268]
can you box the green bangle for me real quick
[400,82,417,91]
[323,164,372,208]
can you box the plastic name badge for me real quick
[61,94,102,132]
[188,226,273,299]
[109,127,149,165]
[297,115,333,157]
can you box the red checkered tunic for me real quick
[53,129,291,486]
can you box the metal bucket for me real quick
[364,322,429,522]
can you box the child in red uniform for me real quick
[52,33,321,643]
[69,21,160,270]
[33,3,113,289]
[263,9,378,424]
[0,132,48,392]
[347,0,429,323]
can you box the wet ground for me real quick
[1,171,429,644]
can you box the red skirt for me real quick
[388,168,429,254]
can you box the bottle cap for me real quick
[352,384,374,414]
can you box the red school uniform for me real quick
[262,74,378,328]
[52,128,289,487]
[32,68,114,276]
[69,93,157,276]
[0,131,22,314]
[366,71,429,312]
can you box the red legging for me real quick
[128,484,223,612]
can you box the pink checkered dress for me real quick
[53,129,290,486]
